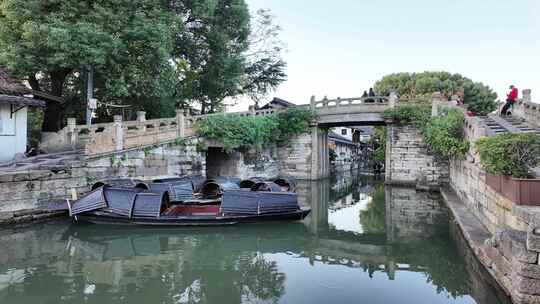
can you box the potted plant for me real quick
[476,133,540,205]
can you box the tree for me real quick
[170,0,250,114]
[0,0,179,131]
[242,9,287,108]
[169,2,287,114]
[373,71,497,115]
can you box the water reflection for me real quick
[0,174,511,304]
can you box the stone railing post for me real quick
[388,91,398,108]
[114,115,124,151]
[431,92,442,117]
[176,109,185,138]
[67,118,77,149]
[136,111,146,123]
[523,89,532,104]
[310,95,316,111]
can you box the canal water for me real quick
[0,174,511,304]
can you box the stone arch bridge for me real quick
[182,94,400,180]
[36,93,443,183]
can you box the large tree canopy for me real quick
[0,0,179,131]
[373,71,498,115]
[0,0,287,132]
[170,2,286,114]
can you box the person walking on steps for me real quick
[501,85,518,115]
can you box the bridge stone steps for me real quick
[483,115,540,136]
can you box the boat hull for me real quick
[74,208,311,226]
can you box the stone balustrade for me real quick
[309,95,389,110]
[40,110,188,156]
[513,89,540,128]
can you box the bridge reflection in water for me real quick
[0,175,511,304]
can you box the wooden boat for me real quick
[68,177,310,226]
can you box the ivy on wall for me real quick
[383,103,469,159]
[195,108,314,153]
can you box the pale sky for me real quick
[230,0,540,111]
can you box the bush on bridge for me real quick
[383,104,469,159]
[195,108,314,153]
[382,103,431,127]
[422,109,469,158]
[475,133,540,178]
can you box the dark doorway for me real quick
[205,147,240,178]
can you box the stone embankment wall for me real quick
[0,138,204,223]
[446,110,540,304]
[385,124,449,188]
[205,147,280,180]
[277,134,313,180]
[202,133,313,180]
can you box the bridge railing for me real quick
[40,111,186,156]
[39,92,412,156]
[310,96,389,110]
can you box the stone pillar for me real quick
[310,126,319,180]
[310,126,330,180]
[176,109,185,138]
[136,111,146,123]
[388,91,398,108]
[310,95,316,111]
[114,115,123,151]
[431,92,443,117]
[67,118,77,149]
[523,89,532,103]
[320,128,329,178]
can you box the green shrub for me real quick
[195,108,314,153]
[382,103,431,128]
[383,104,468,159]
[475,133,540,178]
[423,109,469,158]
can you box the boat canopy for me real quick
[220,191,298,215]
[200,181,240,197]
[70,186,169,218]
[150,178,194,203]
[91,179,148,191]
[251,182,282,192]
[70,187,107,215]
[239,177,265,189]
[273,177,297,192]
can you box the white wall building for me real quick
[0,69,45,162]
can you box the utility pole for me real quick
[85,65,95,126]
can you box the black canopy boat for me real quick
[67,177,310,226]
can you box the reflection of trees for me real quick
[359,185,386,234]
[238,254,285,303]
[389,237,470,299]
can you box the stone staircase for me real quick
[482,115,540,136]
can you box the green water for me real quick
[0,175,510,304]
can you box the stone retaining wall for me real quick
[446,113,540,303]
[385,124,449,188]
[0,138,204,224]
[277,134,313,180]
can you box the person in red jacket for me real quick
[501,85,518,115]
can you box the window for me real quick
[341,129,347,135]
